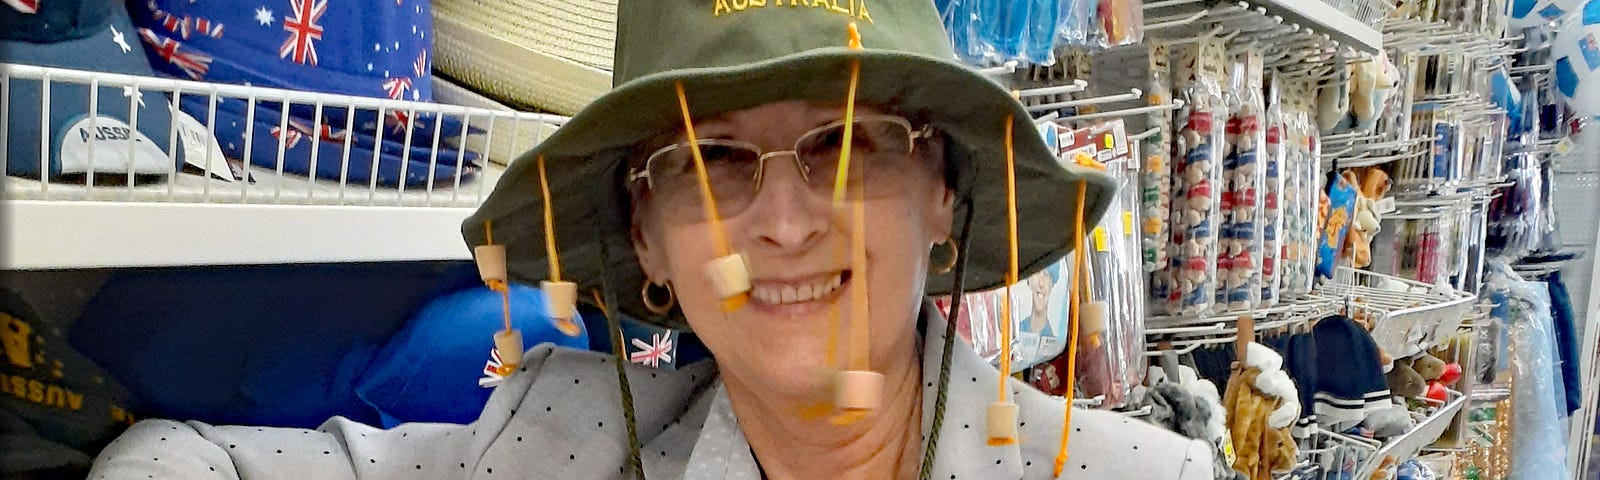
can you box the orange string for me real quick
[537,155,562,282]
[672,82,733,258]
[1054,179,1090,477]
[827,23,865,374]
[998,116,1017,404]
[847,175,869,371]
[482,221,512,333]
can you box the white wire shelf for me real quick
[0,63,567,269]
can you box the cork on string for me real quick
[1054,152,1105,476]
[674,82,752,312]
[538,155,582,337]
[986,115,1020,447]
[827,22,883,425]
[475,221,523,372]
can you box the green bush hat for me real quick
[462,0,1116,329]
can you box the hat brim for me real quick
[464,47,1116,329]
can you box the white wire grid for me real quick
[1,63,566,208]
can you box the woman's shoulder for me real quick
[1011,384,1216,479]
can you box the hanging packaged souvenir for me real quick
[1260,73,1286,307]
[1218,52,1266,311]
[1097,0,1144,47]
[1141,44,1175,275]
[1078,120,1144,409]
[1166,38,1228,315]
[1317,173,1359,280]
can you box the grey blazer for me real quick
[90,306,1214,479]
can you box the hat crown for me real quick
[612,0,956,87]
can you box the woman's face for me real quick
[633,101,954,399]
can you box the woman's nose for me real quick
[740,153,829,252]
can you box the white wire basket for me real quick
[1319,266,1477,358]
[1,63,566,208]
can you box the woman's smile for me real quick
[747,269,853,316]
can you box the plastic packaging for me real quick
[1279,79,1319,297]
[1166,38,1228,315]
[941,0,1062,66]
[1295,83,1323,289]
[1218,53,1266,311]
[1097,0,1144,47]
[1260,74,1286,307]
[1057,0,1097,48]
[1081,121,1144,408]
[1140,44,1174,274]
[1317,173,1358,280]
[1483,260,1573,479]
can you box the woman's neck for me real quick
[724,338,925,480]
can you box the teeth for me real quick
[752,273,846,305]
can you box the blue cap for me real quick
[1,0,185,179]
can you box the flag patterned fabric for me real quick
[128,0,472,187]
[4,0,38,14]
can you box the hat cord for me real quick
[597,239,646,480]
[917,196,976,480]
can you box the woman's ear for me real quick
[923,136,956,242]
[632,222,665,282]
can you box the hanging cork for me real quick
[674,82,751,312]
[536,154,582,337]
[987,115,1020,447]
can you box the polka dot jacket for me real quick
[89,304,1214,479]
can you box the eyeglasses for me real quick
[628,115,934,221]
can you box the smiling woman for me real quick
[87,1,1214,479]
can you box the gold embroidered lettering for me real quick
[45,384,64,408]
[1,313,33,369]
[811,0,830,9]
[27,379,43,403]
[750,0,766,6]
[67,391,83,411]
[857,0,872,22]
[829,0,849,14]
[713,0,733,16]
[7,376,23,399]
[732,0,748,9]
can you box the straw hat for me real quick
[432,0,615,115]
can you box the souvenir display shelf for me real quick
[1,63,566,269]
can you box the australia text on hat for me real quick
[712,0,873,23]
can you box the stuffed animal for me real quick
[1411,353,1446,381]
[1343,168,1389,268]
[1385,358,1426,398]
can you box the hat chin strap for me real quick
[597,237,646,480]
[917,195,975,480]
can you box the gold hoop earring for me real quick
[641,280,676,316]
[932,236,958,274]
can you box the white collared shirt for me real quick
[91,304,1213,479]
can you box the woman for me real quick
[90,1,1214,479]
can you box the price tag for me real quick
[1093,227,1109,252]
[1122,211,1134,235]
[1375,196,1397,214]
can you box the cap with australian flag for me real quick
[128,0,478,187]
[0,0,188,180]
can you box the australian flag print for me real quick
[130,0,477,187]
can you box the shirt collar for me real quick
[681,301,1023,480]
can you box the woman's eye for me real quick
[700,144,745,163]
